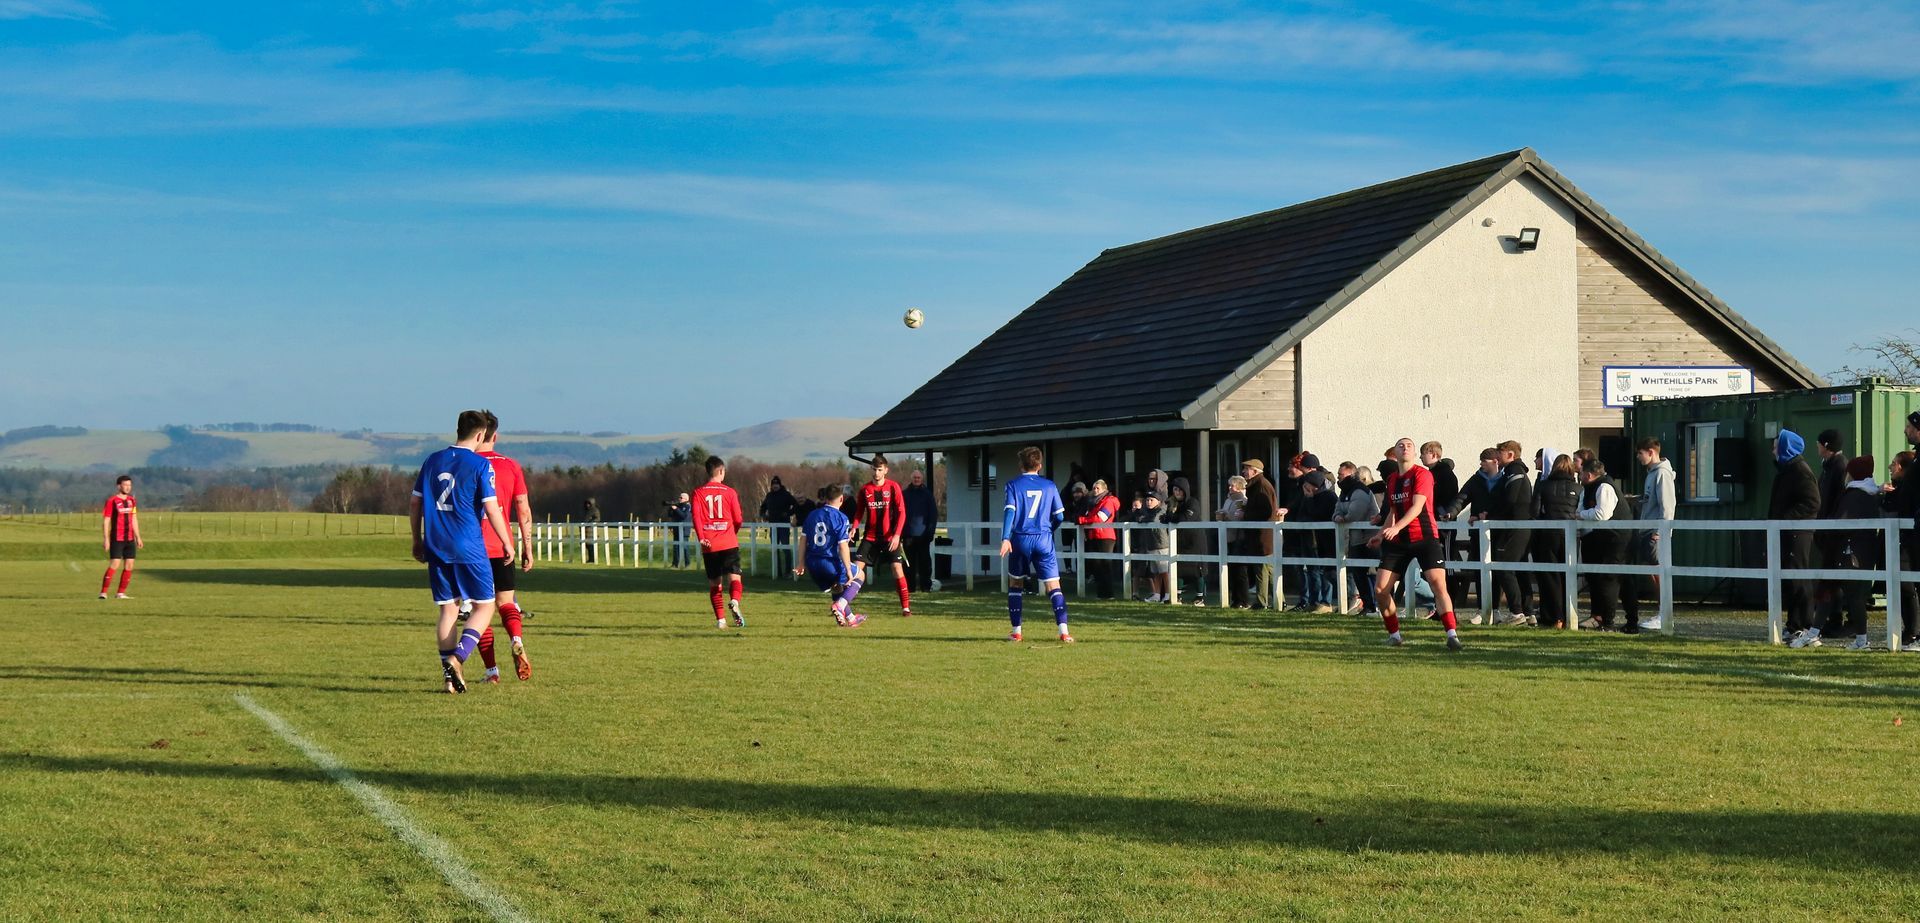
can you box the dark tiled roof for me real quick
[852,151,1523,447]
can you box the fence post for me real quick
[1075,526,1087,598]
[1170,526,1182,605]
[1218,524,1230,609]
[962,526,975,592]
[1271,524,1285,610]
[1765,526,1783,645]
[1886,522,1904,652]
[1658,522,1675,634]
[1334,523,1349,614]
[1563,521,1579,630]
[1476,521,1493,621]
[1119,526,1132,601]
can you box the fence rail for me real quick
[536,517,1920,651]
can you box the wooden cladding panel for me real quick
[1576,226,1786,427]
[1216,346,1298,429]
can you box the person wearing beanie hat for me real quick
[1300,453,1322,473]
[1297,470,1338,612]
[1825,454,1885,649]
[1771,428,1822,644]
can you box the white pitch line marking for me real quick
[1094,615,1920,694]
[234,692,533,923]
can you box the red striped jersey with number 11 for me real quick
[690,482,744,552]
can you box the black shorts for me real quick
[703,548,742,580]
[858,539,898,568]
[490,556,518,594]
[108,540,138,560]
[1378,538,1446,577]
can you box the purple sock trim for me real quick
[453,628,482,662]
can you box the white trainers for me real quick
[1143,594,1164,604]
[1789,629,1822,649]
[1578,616,1602,631]
[1848,634,1873,651]
[1467,614,1485,626]
[1498,612,1528,626]
[1638,618,1663,631]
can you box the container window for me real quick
[1685,422,1722,502]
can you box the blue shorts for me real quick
[1005,535,1059,582]
[804,559,849,591]
[428,561,495,606]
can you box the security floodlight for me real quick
[1510,227,1541,252]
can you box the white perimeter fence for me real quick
[534,518,1920,651]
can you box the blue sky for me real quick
[2,1,1915,434]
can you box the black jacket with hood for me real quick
[1162,477,1206,555]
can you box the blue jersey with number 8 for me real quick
[1002,474,1064,538]
[802,506,853,564]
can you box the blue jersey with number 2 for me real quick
[1003,474,1064,539]
[414,446,497,565]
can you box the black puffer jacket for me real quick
[1163,477,1206,555]
[1535,471,1580,521]
[1493,460,1534,523]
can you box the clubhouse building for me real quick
[848,149,1820,521]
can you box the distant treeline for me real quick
[304,448,945,521]
[176,422,328,433]
[0,425,87,449]
[0,465,345,512]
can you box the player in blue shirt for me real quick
[410,409,518,694]
[794,485,866,628]
[1000,445,1074,643]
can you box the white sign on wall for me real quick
[1603,365,1753,407]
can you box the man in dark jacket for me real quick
[1297,471,1339,612]
[1489,440,1535,626]
[1424,442,1460,516]
[761,476,797,578]
[902,469,939,592]
[1443,448,1500,611]
[1812,430,1849,633]
[1771,429,1822,642]
[1163,476,1206,605]
[666,493,692,569]
[1238,459,1279,609]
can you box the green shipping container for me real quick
[1622,377,1920,601]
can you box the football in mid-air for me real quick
[903,307,925,329]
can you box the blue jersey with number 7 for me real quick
[1003,474,1064,538]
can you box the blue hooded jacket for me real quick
[1776,429,1805,466]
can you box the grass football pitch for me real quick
[4,526,1920,920]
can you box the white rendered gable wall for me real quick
[1295,174,1581,467]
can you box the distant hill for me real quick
[0,418,871,472]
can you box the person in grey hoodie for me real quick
[1623,436,1676,633]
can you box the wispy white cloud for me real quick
[1569,152,1920,231]
[0,34,751,131]
[0,0,102,22]
[453,1,642,31]
[1670,0,1920,84]
[0,179,275,213]
[417,170,1119,234]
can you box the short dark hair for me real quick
[1479,447,1500,462]
[482,410,500,440]
[1583,458,1607,477]
[1637,437,1661,452]
[115,475,132,485]
[822,484,844,502]
[1018,445,1043,472]
[457,409,490,440]
[872,453,889,468]
[1573,448,1595,463]
[1818,429,1843,452]
[705,455,725,474]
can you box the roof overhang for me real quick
[848,413,1190,454]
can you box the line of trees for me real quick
[300,447,946,521]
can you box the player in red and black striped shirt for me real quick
[1368,437,1462,650]
[856,455,913,616]
[100,475,143,599]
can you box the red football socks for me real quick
[728,578,743,603]
[117,570,133,594]
[477,627,496,669]
[896,577,911,610]
[710,585,726,619]
[1440,611,1459,631]
[100,570,115,595]
[501,602,524,640]
[1383,612,1400,634]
